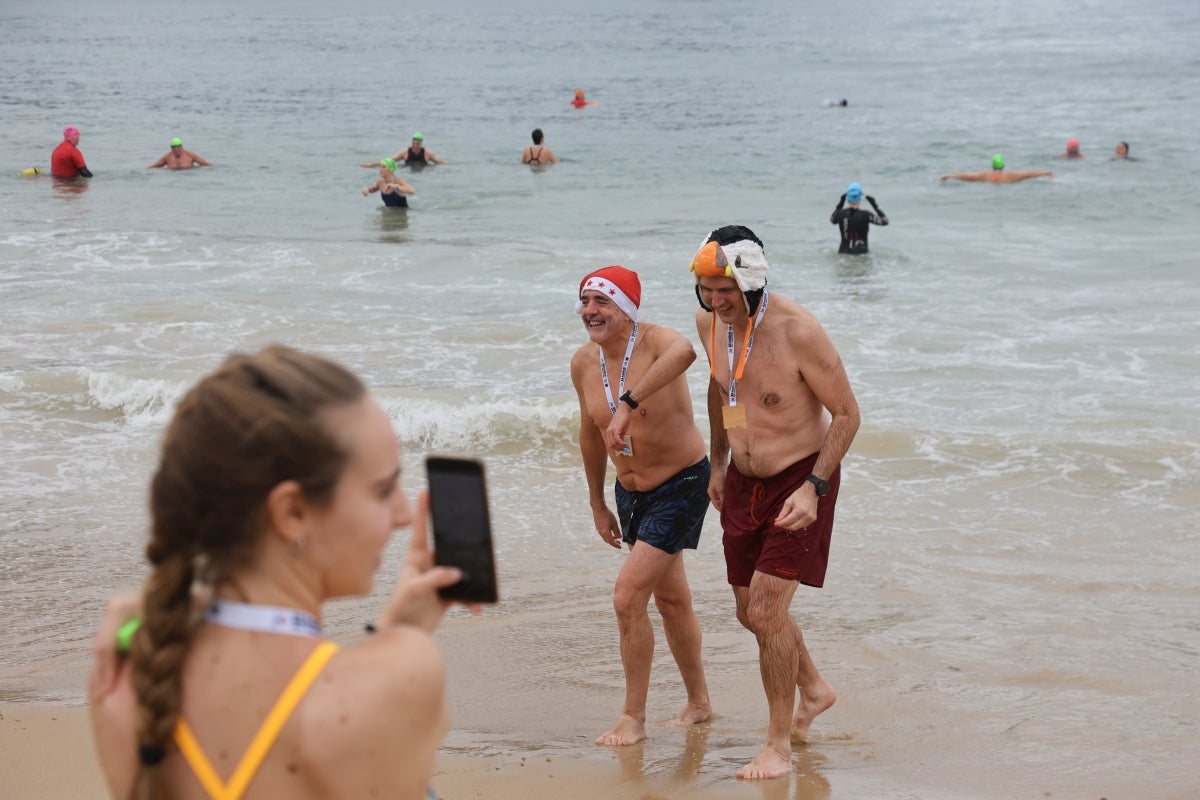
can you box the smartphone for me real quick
[425,456,499,603]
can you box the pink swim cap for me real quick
[1067,138,1079,149]
[63,126,80,139]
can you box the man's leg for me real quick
[791,620,837,743]
[652,554,712,726]
[731,572,820,780]
[596,541,680,746]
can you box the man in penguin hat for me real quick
[689,224,861,779]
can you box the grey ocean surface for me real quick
[2,0,1198,797]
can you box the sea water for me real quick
[1,0,1198,797]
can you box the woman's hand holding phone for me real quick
[376,492,476,634]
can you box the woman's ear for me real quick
[265,480,309,546]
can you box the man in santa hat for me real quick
[570,265,713,747]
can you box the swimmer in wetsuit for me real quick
[829,182,887,255]
[940,154,1053,184]
[362,159,414,207]
[521,128,559,165]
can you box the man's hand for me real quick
[604,405,633,452]
[591,505,622,549]
[775,484,818,531]
[707,461,727,512]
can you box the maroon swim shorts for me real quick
[720,452,841,588]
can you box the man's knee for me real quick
[652,587,692,620]
[612,581,652,619]
[743,594,789,635]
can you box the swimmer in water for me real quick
[1055,138,1084,159]
[522,128,558,165]
[571,88,597,108]
[362,158,414,208]
[829,183,887,255]
[361,132,445,168]
[1112,141,1139,161]
[940,154,1053,184]
[51,125,92,179]
[148,138,213,169]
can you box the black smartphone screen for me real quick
[425,457,499,603]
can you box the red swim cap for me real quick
[1067,138,1079,149]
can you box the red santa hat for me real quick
[575,266,641,321]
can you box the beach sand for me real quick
[0,704,828,800]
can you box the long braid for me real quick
[124,345,365,798]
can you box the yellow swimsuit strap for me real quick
[173,641,340,800]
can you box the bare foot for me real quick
[662,701,712,727]
[595,714,646,746]
[736,742,792,780]
[791,682,837,744]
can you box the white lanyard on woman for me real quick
[205,599,322,637]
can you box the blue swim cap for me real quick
[846,183,863,203]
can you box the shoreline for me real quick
[0,703,781,800]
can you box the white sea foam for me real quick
[78,368,189,427]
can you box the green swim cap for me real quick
[412,131,423,141]
[381,157,397,171]
[992,154,1005,170]
[171,137,183,147]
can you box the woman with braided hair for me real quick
[88,345,465,800]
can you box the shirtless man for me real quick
[688,225,860,780]
[940,154,1053,183]
[570,265,713,747]
[148,138,212,169]
[521,128,558,165]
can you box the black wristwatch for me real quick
[805,474,830,497]
[619,390,639,410]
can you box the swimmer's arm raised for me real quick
[867,196,888,225]
[830,193,846,223]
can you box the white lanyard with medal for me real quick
[714,291,768,429]
[599,321,638,456]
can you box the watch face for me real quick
[807,474,829,496]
